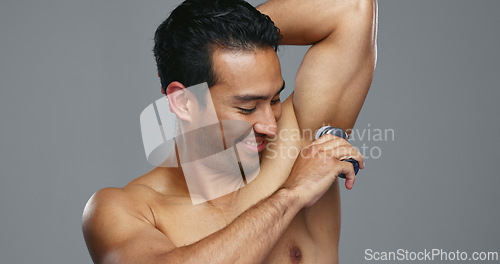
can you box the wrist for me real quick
[274,187,304,213]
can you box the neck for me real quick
[178,147,247,206]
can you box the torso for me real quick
[126,98,341,263]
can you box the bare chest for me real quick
[153,183,340,264]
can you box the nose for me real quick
[253,106,278,138]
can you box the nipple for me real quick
[289,246,302,262]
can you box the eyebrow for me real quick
[233,81,285,102]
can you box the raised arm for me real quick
[258,0,378,135]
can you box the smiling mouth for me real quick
[244,140,263,147]
[241,138,267,153]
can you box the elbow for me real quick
[350,0,377,13]
[342,0,377,23]
[350,0,379,53]
[331,0,378,36]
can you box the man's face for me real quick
[208,47,284,156]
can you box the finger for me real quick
[345,171,356,190]
[312,136,349,149]
[338,161,356,190]
[340,149,365,170]
[311,133,336,145]
[313,138,365,170]
[320,146,364,169]
[330,145,365,170]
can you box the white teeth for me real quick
[246,141,263,147]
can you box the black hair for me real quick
[153,0,281,93]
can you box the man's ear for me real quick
[166,81,192,121]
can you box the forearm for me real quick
[159,188,301,264]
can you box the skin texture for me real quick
[82,0,378,263]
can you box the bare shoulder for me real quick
[82,171,180,263]
[82,185,157,225]
[82,168,181,233]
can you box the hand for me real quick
[283,134,364,207]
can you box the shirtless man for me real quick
[82,0,377,262]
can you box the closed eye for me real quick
[238,107,256,114]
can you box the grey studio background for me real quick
[1,0,499,263]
